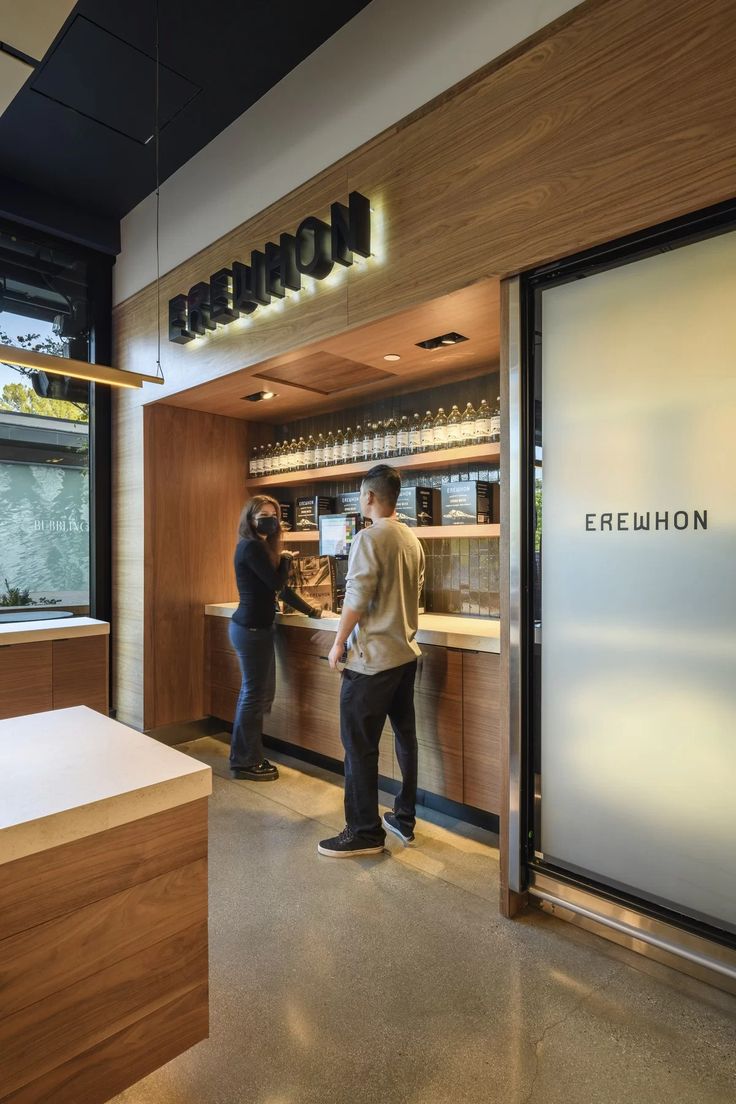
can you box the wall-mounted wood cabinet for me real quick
[0,636,109,721]
[205,615,500,814]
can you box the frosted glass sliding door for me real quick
[539,228,736,933]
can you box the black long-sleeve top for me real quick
[232,539,320,628]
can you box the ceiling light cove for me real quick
[169,192,371,345]
[415,331,468,351]
[243,390,278,402]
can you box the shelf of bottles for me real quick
[247,400,501,488]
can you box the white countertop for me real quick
[0,706,212,865]
[0,616,109,647]
[205,603,500,654]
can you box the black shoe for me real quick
[317,826,385,858]
[231,759,279,781]
[382,812,415,846]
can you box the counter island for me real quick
[0,706,211,1104]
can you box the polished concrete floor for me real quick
[112,737,736,1104]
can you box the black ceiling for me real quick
[0,0,372,252]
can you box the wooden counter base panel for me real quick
[0,799,209,1103]
[205,614,501,814]
[0,800,208,942]
[3,985,209,1104]
[0,635,108,721]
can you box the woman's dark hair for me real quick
[238,495,282,565]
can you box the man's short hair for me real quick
[362,464,401,508]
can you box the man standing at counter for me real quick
[320,465,425,857]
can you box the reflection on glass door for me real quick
[0,224,91,612]
[526,214,736,939]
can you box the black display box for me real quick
[336,491,362,514]
[396,485,438,527]
[295,495,335,531]
[440,481,492,525]
[279,502,294,531]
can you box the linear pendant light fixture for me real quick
[0,344,163,389]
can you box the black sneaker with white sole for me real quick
[317,826,385,857]
[382,812,415,845]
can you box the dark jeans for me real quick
[229,622,276,769]
[340,659,418,844]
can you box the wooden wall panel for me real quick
[0,642,52,720]
[52,635,109,715]
[346,0,736,325]
[112,395,145,730]
[144,406,269,728]
[462,651,501,813]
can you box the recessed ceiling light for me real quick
[243,390,278,402]
[383,353,401,362]
[415,331,468,350]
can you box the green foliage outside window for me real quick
[0,329,89,423]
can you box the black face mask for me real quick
[255,516,280,536]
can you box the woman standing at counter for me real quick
[230,495,325,780]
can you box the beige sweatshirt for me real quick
[343,517,425,675]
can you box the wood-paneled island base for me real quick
[205,608,501,816]
[0,707,212,1104]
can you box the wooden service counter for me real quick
[0,706,211,1104]
[205,605,501,815]
[0,616,109,720]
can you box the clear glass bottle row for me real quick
[248,398,500,478]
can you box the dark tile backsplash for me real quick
[279,465,499,500]
[280,469,500,617]
[419,536,499,617]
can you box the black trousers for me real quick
[340,659,418,843]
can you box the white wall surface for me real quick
[115,0,580,304]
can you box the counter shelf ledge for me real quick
[284,524,500,541]
[204,604,500,655]
[247,442,500,489]
[0,615,109,647]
